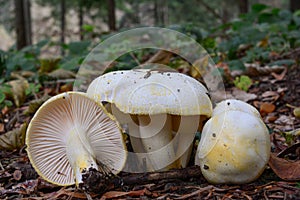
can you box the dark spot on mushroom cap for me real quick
[212,133,216,137]
[62,96,65,99]
[121,72,124,74]
[107,82,110,84]
[167,73,170,76]
[227,102,230,106]
[203,165,209,170]
[223,144,227,147]
[177,89,180,92]
[113,72,117,75]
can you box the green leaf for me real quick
[252,4,268,13]
[59,57,82,71]
[0,91,5,104]
[82,24,94,32]
[67,41,91,55]
[233,75,252,92]
[227,59,246,71]
[269,59,295,66]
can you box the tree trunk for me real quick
[78,1,84,40]
[290,0,300,12]
[107,0,116,31]
[14,0,32,50]
[60,0,66,55]
[239,0,248,14]
[154,0,167,26]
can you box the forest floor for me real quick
[0,64,300,199]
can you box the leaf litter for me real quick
[0,65,300,199]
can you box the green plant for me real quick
[233,75,252,91]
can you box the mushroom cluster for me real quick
[26,92,127,186]
[87,69,212,171]
[26,68,271,186]
[195,99,271,184]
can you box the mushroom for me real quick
[87,69,212,171]
[212,99,261,118]
[26,92,126,186]
[195,105,270,184]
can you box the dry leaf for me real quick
[48,68,76,79]
[191,55,210,79]
[101,189,146,199]
[260,102,276,114]
[24,95,50,115]
[0,123,4,132]
[261,91,280,101]
[275,115,295,126]
[231,88,257,102]
[271,67,287,80]
[60,83,73,92]
[268,153,300,181]
[6,79,29,107]
[0,123,27,151]
[145,49,176,65]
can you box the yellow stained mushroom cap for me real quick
[196,110,270,184]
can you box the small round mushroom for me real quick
[87,69,212,171]
[195,110,270,184]
[26,92,126,186]
[212,99,261,118]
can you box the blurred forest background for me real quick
[1,0,299,52]
[0,0,300,110]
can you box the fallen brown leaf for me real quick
[268,153,300,181]
[260,102,276,114]
[271,67,287,80]
[261,91,280,101]
[0,123,4,132]
[231,88,257,102]
[0,123,27,151]
[101,189,146,199]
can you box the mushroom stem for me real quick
[66,127,98,186]
[138,114,179,171]
[173,115,201,168]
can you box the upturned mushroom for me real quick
[26,92,126,186]
[87,69,212,172]
[195,100,270,184]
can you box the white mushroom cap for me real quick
[195,110,270,184]
[212,99,261,118]
[26,92,126,186]
[88,69,212,116]
[87,69,212,171]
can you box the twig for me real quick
[82,166,203,194]
[174,185,214,200]
[0,161,4,171]
[121,165,202,185]
[130,52,141,66]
